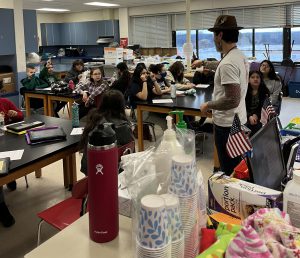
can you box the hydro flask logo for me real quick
[95,164,104,175]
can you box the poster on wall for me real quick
[120,38,128,48]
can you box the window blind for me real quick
[172,11,221,30]
[130,15,171,47]
[291,4,300,26]
[225,6,286,28]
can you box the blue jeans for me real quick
[214,124,242,176]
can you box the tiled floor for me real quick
[0,97,299,258]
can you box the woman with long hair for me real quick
[75,67,109,119]
[110,62,131,95]
[246,71,270,136]
[79,90,134,175]
[166,61,194,90]
[259,60,282,111]
[129,64,162,109]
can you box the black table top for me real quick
[0,115,81,173]
[136,86,214,112]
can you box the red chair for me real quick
[37,177,88,246]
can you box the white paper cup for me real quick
[170,154,197,196]
[160,194,184,242]
[138,195,169,249]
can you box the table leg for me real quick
[68,101,72,120]
[137,107,144,151]
[47,97,53,117]
[63,157,70,188]
[35,169,42,178]
[63,154,77,189]
[25,94,31,117]
[42,96,48,116]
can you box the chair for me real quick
[129,108,157,142]
[37,177,88,246]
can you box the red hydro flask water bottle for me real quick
[87,123,119,243]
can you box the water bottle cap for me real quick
[88,123,117,147]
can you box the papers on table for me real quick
[176,91,185,96]
[37,87,51,91]
[195,84,210,89]
[152,99,173,104]
[70,127,84,135]
[0,149,24,161]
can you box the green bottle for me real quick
[169,110,187,129]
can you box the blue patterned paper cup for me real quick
[160,194,184,242]
[169,155,197,197]
[138,195,169,249]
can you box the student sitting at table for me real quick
[79,90,134,175]
[246,71,270,136]
[0,80,24,227]
[39,59,59,86]
[39,60,66,117]
[129,64,162,110]
[21,64,49,90]
[74,67,109,119]
[165,61,195,90]
[148,64,170,94]
[64,60,85,85]
[110,62,131,95]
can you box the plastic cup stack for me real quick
[161,194,184,258]
[137,195,171,258]
[169,154,200,258]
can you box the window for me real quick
[175,30,197,57]
[237,29,253,58]
[255,28,283,62]
[197,30,220,60]
[291,27,300,62]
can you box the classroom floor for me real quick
[0,97,299,258]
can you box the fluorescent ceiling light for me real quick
[36,8,70,12]
[84,2,120,7]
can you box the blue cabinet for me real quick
[61,23,70,45]
[113,20,120,42]
[97,21,105,37]
[105,20,114,36]
[86,21,98,45]
[69,23,76,45]
[52,23,61,45]
[40,19,120,46]
[0,9,16,55]
[23,10,38,53]
[75,22,87,45]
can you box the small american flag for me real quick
[226,114,253,159]
[261,98,276,126]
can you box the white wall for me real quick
[119,8,129,39]
[0,0,13,8]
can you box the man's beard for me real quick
[215,41,222,52]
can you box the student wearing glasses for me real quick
[74,67,109,119]
[259,60,282,112]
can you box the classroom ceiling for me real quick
[23,0,185,12]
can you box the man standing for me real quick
[200,15,249,175]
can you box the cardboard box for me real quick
[0,72,16,94]
[123,49,134,60]
[104,47,124,59]
[0,82,16,94]
[208,172,282,220]
[105,57,123,66]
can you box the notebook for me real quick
[6,121,45,132]
[26,127,66,145]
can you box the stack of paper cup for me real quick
[137,195,171,258]
[161,194,184,258]
[169,155,199,258]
